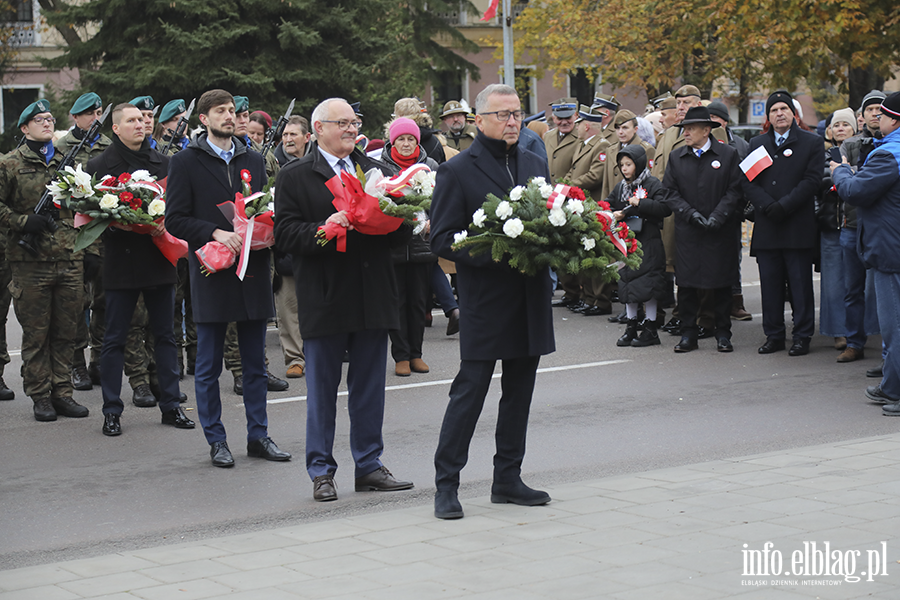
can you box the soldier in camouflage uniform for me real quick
[0,235,14,400]
[56,93,112,392]
[0,100,93,421]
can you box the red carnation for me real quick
[568,187,585,201]
[629,239,638,253]
[618,224,629,239]
[118,172,131,184]
[241,169,252,183]
[598,201,611,211]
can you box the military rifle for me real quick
[19,103,112,257]
[261,98,295,159]
[159,98,195,156]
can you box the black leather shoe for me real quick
[33,397,57,421]
[567,301,588,313]
[247,436,291,461]
[446,308,460,335]
[788,338,810,356]
[867,361,884,378]
[161,407,195,429]
[0,376,14,401]
[608,309,627,324]
[132,384,157,407]
[661,317,682,335]
[267,371,289,392]
[102,413,122,436]
[674,337,698,353]
[88,362,102,385]
[758,339,785,354]
[582,305,611,316]
[551,296,578,308]
[355,466,414,492]
[490,480,550,506]
[51,396,89,418]
[866,385,898,404]
[179,391,188,403]
[71,365,92,391]
[233,374,243,395]
[697,326,715,339]
[210,441,235,468]
[716,337,734,353]
[882,402,900,416]
[434,490,464,519]
[313,475,337,501]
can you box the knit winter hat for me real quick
[830,107,857,133]
[766,90,795,118]
[389,117,420,144]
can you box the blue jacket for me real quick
[833,127,900,273]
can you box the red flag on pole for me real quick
[481,0,500,21]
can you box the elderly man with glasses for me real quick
[274,98,415,503]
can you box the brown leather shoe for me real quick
[286,364,304,378]
[355,466,414,492]
[730,295,752,321]
[834,337,848,350]
[837,347,864,363]
[395,360,411,376]
[313,475,337,502]
[410,358,429,373]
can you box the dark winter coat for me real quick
[381,144,439,265]
[85,137,174,290]
[164,133,274,323]
[839,127,880,229]
[742,122,823,253]
[663,136,743,289]
[273,146,412,339]
[430,132,555,361]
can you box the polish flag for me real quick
[546,184,569,210]
[740,145,773,182]
[481,0,500,21]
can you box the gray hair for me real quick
[311,98,347,127]
[475,84,518,114]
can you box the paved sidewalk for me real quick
[3,434,900,600]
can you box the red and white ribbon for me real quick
[546,184,570,210]
[383,164,431,196]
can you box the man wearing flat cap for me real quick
[441,101,476,152]
[155,99,190,156]
[744,89,823,357]
[0,100,92,422]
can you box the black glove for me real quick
[22,214,53,234]
[83,254,102,282]
[765,202,787,222]
[706,216,723,231]
[689,211,709,229]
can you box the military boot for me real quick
[0,376,14,401]
[71,365,92,391]
[51,396,89,418]
[186,345,197,375]
[632,319,661,347]
[617,319,639,347]
[33,397,57,421]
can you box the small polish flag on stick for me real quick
[740,145,773,182]
[481,0,500,21]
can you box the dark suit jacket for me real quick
[86,139,174,290]
[273,147,412,339]
[430,132,555,361]
[743,122,823,253]
[164,134,274,323]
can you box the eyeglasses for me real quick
[32,116,56,124]
[481,110,526,122]
[321,119,362,131]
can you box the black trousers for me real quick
[678,285,732,341]
[389,262,430,362]
[434,355,541,491]
[756,248,815,341]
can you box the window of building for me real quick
[569,69,599,108]
[433,70,464,107]
[3,0,33,22]
[2,86,41,134]
[514,68,536,115]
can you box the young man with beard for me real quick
[86,103,195,436]
[166,90,290,468]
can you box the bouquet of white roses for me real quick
[450,177,642,282]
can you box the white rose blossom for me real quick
[549,207,567,227]
[453,230,468,244]
[503,218,524,238]
[531,177,547,187]
[472,208,487,227]
[582,236,596,251]
[130,170,153,182]
[147,198,166,217]
[509,186,525,201]
[495,200,514,220]
[99,194,119,211]
[566,199,584,215]
[539,184,554,199]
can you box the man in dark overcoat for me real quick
[87,103,194,437]
[166,89,290,468]
[273,98,414,502]
[663,106,743,353]
[430,84,555,520]
[743,90,823,356]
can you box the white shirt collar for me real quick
[318,147,353,176]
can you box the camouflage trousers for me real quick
[0,256,11,377]
[10,261,82,399]
[124,296,156,388]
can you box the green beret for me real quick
[233,95,249,113]
[71,92,102,115]
[130,96,155,112]
[18,99,52,128]
[159,99,186,123]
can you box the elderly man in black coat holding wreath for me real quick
[166,89,290,468]
[88,103,195,437]
[662,106,743,353]
[430,84,555,520]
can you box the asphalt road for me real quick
[2,254,898,569]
